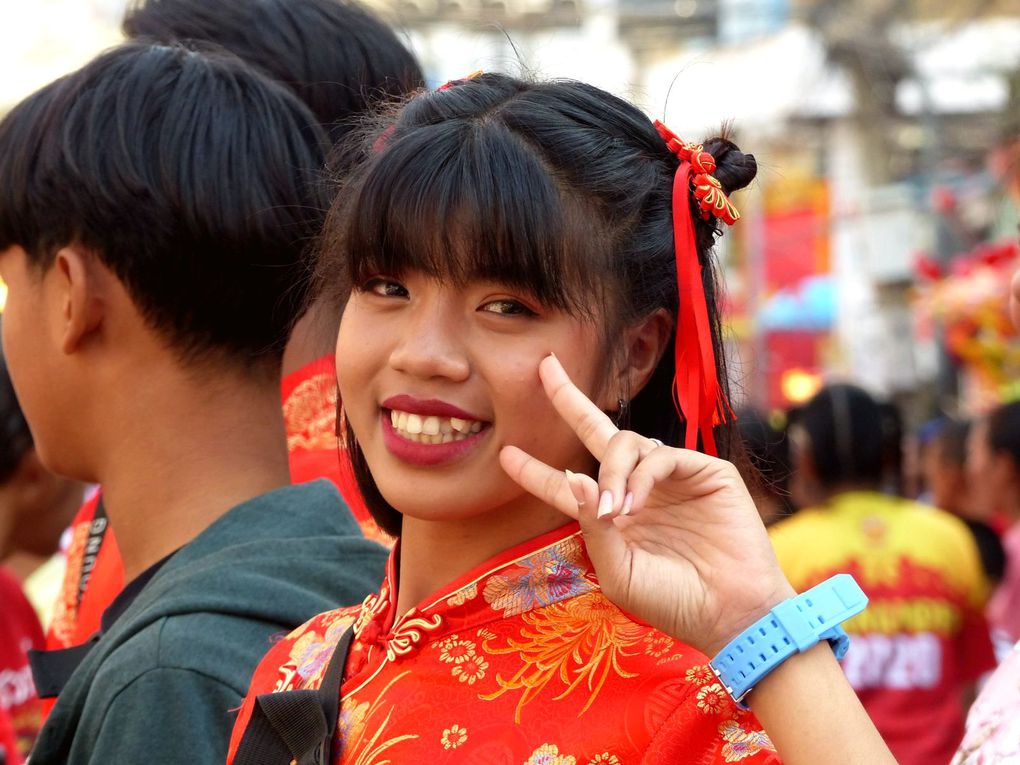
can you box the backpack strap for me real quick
[233,626,354,765]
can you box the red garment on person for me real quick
[0,566,45,762]
[281,355,390,545]
[227,523,780,764]
[0,703,19,765]
[770,493,997,765]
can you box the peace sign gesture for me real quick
[499,354,795,658]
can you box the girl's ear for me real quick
[613,308,673,404]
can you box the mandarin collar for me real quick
[350,521,593,662]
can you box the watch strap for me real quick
[709,573,867,708]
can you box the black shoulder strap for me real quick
[233,626,354,765]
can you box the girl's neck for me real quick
[394,498,569,618]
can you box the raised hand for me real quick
[499,354,795,658]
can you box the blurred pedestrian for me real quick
[952,275,1020,764]
[771,384,995,765]
[967,402,1020,652]
[924,418,1006,585]
[0,42,387,763]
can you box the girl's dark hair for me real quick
[319,74,757,535]
[987,401,1020,466]
[0,322,33,484]
[798,384,885,489]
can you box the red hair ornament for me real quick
[653,120,740,456]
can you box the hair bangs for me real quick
[344,120,605,316]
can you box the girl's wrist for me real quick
[702,581,796,659]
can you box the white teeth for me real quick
[387,408,487,444]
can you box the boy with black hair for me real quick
[43,0,422,671]
[0,42,386,763]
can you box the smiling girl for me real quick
[226,73,894,765]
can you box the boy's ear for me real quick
[53,246,105,355]
[614,308,673,404]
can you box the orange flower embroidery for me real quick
[718,718,776,762]
[685,665,714,686]
[642,633,674,658]
[525,743,577,765]
[587,754,621,764]
[452,655,489,685]
[480,591,643,721]
[696,683,729,714]
[440,724,468,750]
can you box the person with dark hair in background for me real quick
[771,384,995,765]
[736,408,792,525]
[227,73,895,765]
[968,401,1020,651]
[954,275,1020,764]
[924,418,1006,585]
[0,322,83,763]
[0,43,387,763]
[42,0,424,676]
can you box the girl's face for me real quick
[336,273,612,523]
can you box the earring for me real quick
[614,397,629,426]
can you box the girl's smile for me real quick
[380,394,491,466]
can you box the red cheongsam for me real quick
[227,523,781,764]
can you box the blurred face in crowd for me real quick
[966,418,1013,521]
[923,438,968,517]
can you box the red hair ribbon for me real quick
[652,119,740,456]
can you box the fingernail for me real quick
[597,490,614,519]
[621,491,634,516]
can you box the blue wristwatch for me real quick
[709,574,868,709]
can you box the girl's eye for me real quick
[361,277,408,298]
[480,298,538,317]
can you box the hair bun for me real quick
[703,136,756,195]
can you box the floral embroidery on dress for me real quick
[483,536,594,618]
[587,754,621,764]
[643,633,674,658]
[718,719,777,762]
[446,582,478,607]
[436,635,476,664]
[440,724,468,750]
[481,591,643,720]
[339,672,418,765]
[696,683,729,714]
[525,743,577,765]
[685,665,714,686]
[452,655,489,684]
